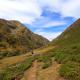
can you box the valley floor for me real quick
[21,59,64,80]
[37,61,64,80]
[21,60,38,80]
[0,46,54,69]
[0,46,65,80]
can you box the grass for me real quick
[0,56,34,80]
[1,44,80,80]
[38,42,80,80]
[0,48,55,80]
[60,61,80,80]
[1,40,80,80]
[0,50,22,59]
[49,43,80,80]
[37,52,54,69]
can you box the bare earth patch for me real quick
[37,61,64,80]
[21,60,38,80]
[21,59,65,80]
[0,52,31,69]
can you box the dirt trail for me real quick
[38,61,64,80]
[21,60,64,80]
[22,60,38,80]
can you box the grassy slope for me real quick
[0,46,54,80]
[49,19,80,80]
[1,19,80,80]
[0,19,49,58]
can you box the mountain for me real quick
[0,19,49,58]
[0,19,80,80]
[52,19,80,46]
[50,19,80,80]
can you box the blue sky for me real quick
[0,0,80,41]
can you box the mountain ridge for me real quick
[50,18,80,80]
[0,18,49,58]
[51,18,80,46]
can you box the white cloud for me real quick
[0,0,42,24]
[37,0,62,12]
[40,0,80,18]
[41,21,66,28]
[0,0,80,24]
[0,0,78,40]
[37,0,80,18]
[60,0,80,18]
[31,16,66,28]
[34,29,62,41]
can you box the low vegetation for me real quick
[47,44,80,80]
[0,19,80,80]
[37,53,53,69]
[0,56,34,80]
[0,44,80,80]
[60,61,80,80]
[0,50,22,59]
[0,52,54,80]
[49,19,80,80]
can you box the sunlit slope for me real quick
[52,19,80,46]
[0,19,49,58]
[50,19,80,80]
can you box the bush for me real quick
[42,59,52,69]
[0,51,7,59]
[36,54,52,69]
[0,50,22,59]
[59,61,80,80]
[0,41,8,48]
[7,50,22,57]
[0,71,6,80]
[54,52,71,63]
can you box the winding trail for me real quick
[21,60,65,80]
[22,60,38,80]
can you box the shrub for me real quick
[54,52,71,63]
[0,50,22,59]
[42,59,52,69]
[0,42,6,47]
[59,61,80,80]
[7,50,22,57]
[0,51,7,59]
[36,53,53,69]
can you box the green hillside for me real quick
[0,18,80,80]
[50,19,80,80]
[51,19,80,46]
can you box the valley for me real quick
[0,19,80,80]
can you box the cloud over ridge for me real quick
[0,0,79,40]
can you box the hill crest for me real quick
[0,18,49,58]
